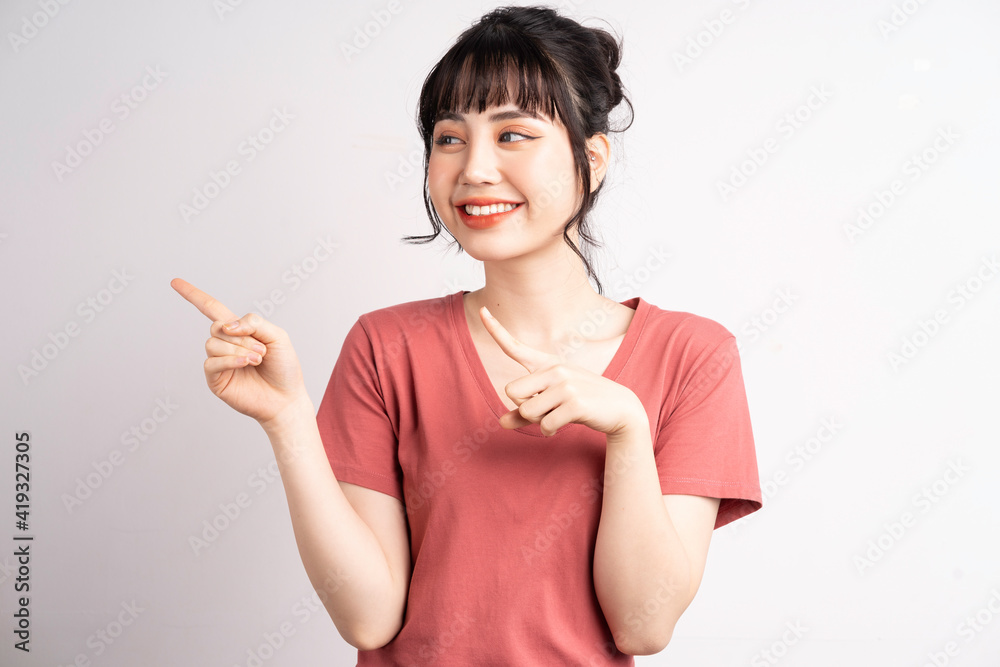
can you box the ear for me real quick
[585,133,611,193]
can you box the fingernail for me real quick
[483,306,493,319]
[224,321,240,331]
[249,353,262,364]
[251,343,266,354]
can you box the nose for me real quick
[459,136,501,185]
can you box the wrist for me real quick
[259,393,316,439]
[606,400,650,445]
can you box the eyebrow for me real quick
[435,108,543,123]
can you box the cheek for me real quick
[427,159,451,206]
[522,153,579,214]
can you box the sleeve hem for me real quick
[330,464,405,505]
[658,476,763,529]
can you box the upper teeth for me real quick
[465,203,517,216]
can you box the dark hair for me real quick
[400,5,633,295]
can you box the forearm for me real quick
[593,423,692,655]
[261,395,405,649]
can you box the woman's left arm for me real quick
[477,306,721,655]
[594,409,720,656]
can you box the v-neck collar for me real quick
[448,289,649,434]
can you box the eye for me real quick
[434,134,462,146]
[499,130,534,142]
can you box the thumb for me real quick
[221,312,286,346]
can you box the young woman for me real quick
[173,6,761,665]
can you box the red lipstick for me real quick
[455,199,523,230]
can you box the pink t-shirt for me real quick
[315,290,762,666]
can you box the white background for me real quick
[1,0,998,665]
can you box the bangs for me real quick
[419,27,570,134]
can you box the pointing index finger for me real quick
[170,278,238,324]
[480,306,550,373]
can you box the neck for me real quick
[467,234,615,348]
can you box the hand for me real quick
[171,278,308,428]
[479,306,647,438]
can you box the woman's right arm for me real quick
[170,278,410,650]
[261,396,411,650]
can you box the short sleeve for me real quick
[315,317,404,502]
[655,334,762,529]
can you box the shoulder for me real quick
[638,300,745,397]
[353,292,455,336]
[639,298,736,356]
[341,293,456,363]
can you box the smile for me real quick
[455,201,523,229]
[464,202,519,216]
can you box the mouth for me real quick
[455,201,524,229]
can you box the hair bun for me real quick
[589,26,629,123]
[592,29,623,73]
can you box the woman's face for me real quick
[427,101,582,262]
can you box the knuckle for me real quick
[246,312,262,327]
